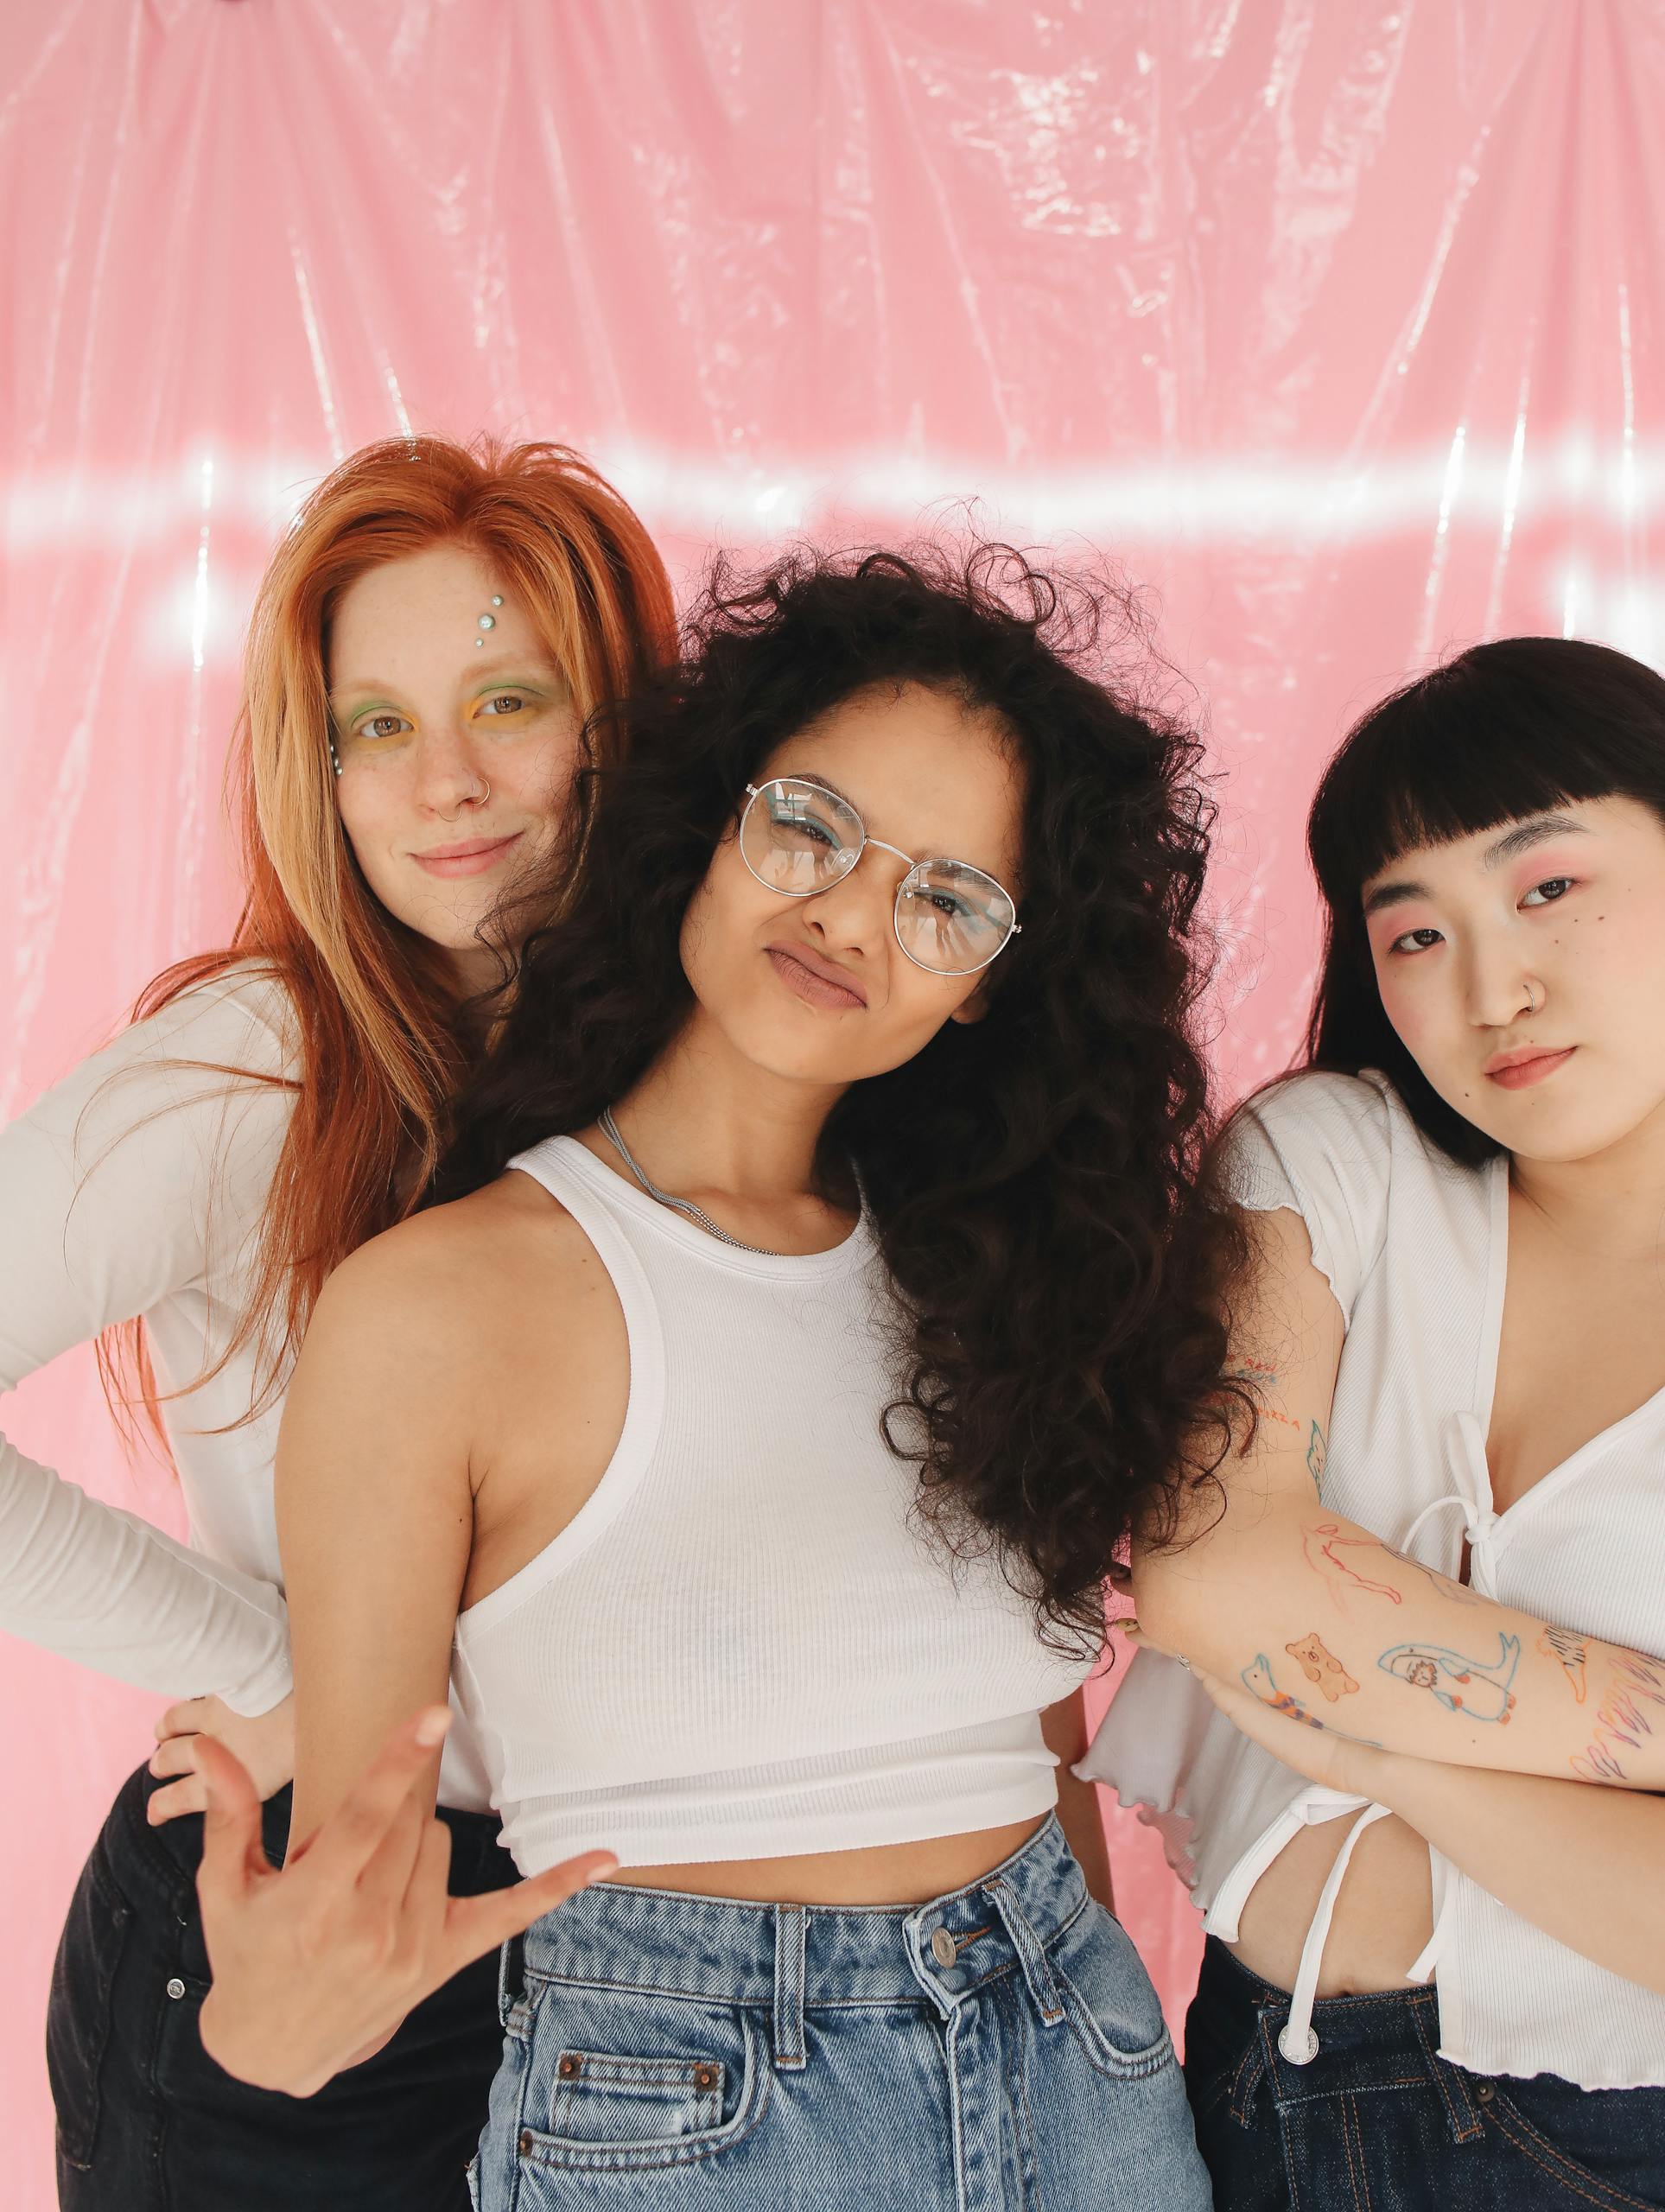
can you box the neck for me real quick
[1509,1096,1665,1262]
[607,1013,847,1207]
[442,941,505,998]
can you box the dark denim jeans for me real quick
[48,1758,518,2212]
[1185,1934,1665,2212]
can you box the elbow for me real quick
[1127,1557,1208,1662]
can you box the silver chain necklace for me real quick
[598,1107,783,1256]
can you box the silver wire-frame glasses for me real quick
[739,777,1022,977]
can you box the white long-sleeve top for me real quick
[2,969,296,1713]
[0,967,490,1809]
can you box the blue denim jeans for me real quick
[1186,1936,1665,2212]
[469,1815,1208,2209]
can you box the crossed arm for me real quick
[1130,1206,1665,1789]
[1127,1204,1665,1993]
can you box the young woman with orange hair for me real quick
[19,433,674,2211]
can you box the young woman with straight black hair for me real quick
[1092,637,1665,2211]
[186,542,1242,2209]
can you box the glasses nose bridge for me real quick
[859,831,916,874]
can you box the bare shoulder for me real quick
[305,1167,620,1405]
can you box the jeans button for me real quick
[165,1977,186,2000]
[930,1928,957,1969]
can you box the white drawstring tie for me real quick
[1278,1411,1500,2065]
[1276,1802,1394,2063]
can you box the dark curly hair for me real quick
[438,543,1245,1654]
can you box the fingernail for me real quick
[415,1708,451,1747]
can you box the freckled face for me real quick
[1362,795,1665,1162]
[677,683,1026,1089]
[327,543,582,966]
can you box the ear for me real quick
[949,984,990,1027]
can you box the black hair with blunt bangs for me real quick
[437,543,1250,1654]
[1304,636,1665,1166]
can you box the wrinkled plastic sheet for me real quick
[4,4,1663,2196]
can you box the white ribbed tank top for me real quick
[451,1135,1092,1874]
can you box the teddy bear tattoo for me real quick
[1284,1631,1360,1702]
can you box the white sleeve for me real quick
[0,974,296,1713]
[1217,1071,1395,1319]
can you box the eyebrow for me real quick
[1361,810,1592,917]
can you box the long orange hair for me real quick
[101,435,676,1448]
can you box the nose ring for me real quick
[1522,978,1541,1015]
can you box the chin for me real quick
[1485,1092,1655,1166]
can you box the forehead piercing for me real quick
[473,594,505,645]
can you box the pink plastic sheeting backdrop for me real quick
[4,0,1664,2198]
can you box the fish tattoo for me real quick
[1379,1632,1521,1724]
[1242,1653,1328,1731]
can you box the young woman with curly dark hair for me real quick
[187,543,1240,2209]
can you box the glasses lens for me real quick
[896,861,1016,975]
[740,779,862,894]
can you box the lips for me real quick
[1484,1046,1576,1090]
[411,832,524,879]
[765,943,867,1010]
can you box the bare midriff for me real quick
[1231,1812,1435,1997]
[601,1814,1051,1908]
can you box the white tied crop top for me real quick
[1082,1069,1665,2090]
[452,1135,1094,1874]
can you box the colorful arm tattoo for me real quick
[1303,1521,1402,1607]
[1377,1631,1521,1724]
[1537,1625,1590,1705]
[1285,1631,1360,1701]
[1242,1652,1330,1731]
[1571,1650,1665,1782]
[1306,1420,1327,1490]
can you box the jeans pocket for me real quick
[513,1986,769,2174]
[1046,1899,1176,2082]
[47,1852,134,2171]
[1482,2083,1665,2212]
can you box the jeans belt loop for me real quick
[772,1904,808,2070]
[1227,2018,1268,2128]
[983,1875,1065,2027]
[1410,1993,1486,2145]
[497,1931,525,2027]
